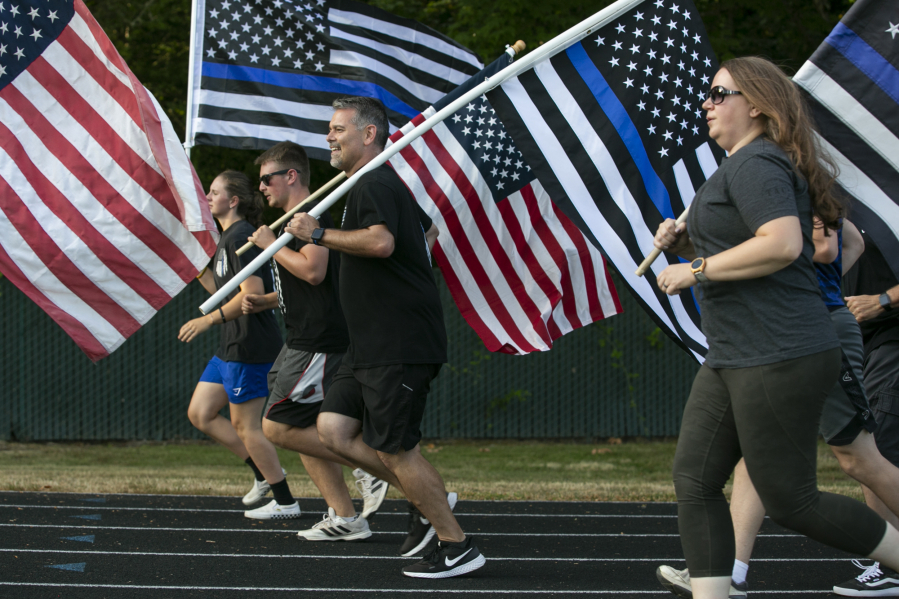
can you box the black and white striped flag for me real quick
[794,0,899,280]
[186,0,483,161]
[487,0,723,360]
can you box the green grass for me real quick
[0,439,863,502]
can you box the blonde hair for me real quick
[721,57,844,230]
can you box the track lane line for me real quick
[0,491,677,504]
[0,523,800,537]
[0,582,832,594]
[0,504,677,517]
[0,548,846,561]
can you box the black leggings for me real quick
[673,348,887,578]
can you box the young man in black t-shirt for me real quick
[290,98,485,579]
[241,142,388,539]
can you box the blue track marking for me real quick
[77,498,106,503]
[44,563,86,572]
[70,515,101,521]
[60,536,95,543]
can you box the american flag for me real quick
[794,0,899,279]
[487,0,724,360]
[0,0,218,361]
[388,53,622,354]
[186,0,483,161]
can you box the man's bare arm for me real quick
[841,219,865,274]
[288,212,395,258]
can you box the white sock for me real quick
[340,514,357,523]
[732,559,749,585]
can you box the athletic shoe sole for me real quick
[400,492,458,558]
[403,553,486,579]
[243,500,301,520]
[297,529,373,542]
[245,512,302,520]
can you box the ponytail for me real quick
[217,170,265,228]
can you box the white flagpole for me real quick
[199,0,644,314]
[183,0,203,157]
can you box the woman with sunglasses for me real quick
[653,57,899,598]
[179,171,299,519]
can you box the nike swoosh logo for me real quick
[445,548,472,567]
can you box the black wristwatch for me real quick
[311,228,325,246]
[880,292,893,312]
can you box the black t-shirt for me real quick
[843,231,899,354]
[272,201,349,353]
[213,220,282,363]
[338,164,447,367]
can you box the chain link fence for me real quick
[0,270,698,441]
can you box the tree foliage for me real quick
[84,0,856,193]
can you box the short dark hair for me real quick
[332,96,389,149]
[254,141,311,188]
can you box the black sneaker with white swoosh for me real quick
[400,492,457,557]
[402,536,486,579]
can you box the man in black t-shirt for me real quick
[290,97,484,579]
[241,142,388,539]
[845,232,899,503]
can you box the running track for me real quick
[0,491,858,597]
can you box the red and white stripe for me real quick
[0,0,218,361]
[389,109,621,355]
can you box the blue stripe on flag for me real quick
[825,23,899,104]
[565,43,675,221]
[201,63,420,119]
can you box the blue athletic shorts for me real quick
[199,356,273,404]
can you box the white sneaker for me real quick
[242,479,270,506]
[656,565,747,598]
[244,499,301,520]
[241,468,286,506]
[353,468,389,519]
[297,507,372,541]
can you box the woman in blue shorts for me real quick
[178,170,299,520]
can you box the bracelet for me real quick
[219,307,226,324]
[196,266,208,280]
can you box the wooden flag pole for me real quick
[235,172,347,257]
[634,207,689,277]
[509,40,526,55]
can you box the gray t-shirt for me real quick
[687,137,839,368]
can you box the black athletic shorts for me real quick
[322,362,442,454]
[264,347,344,429]
[867,341,899,466]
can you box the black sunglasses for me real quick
[707,85,742,105]
[260,168,292,186]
